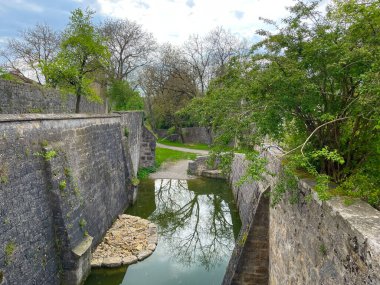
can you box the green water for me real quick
[85,178,241,285]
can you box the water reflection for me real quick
[151,179,236,270]
[85,178,241,285]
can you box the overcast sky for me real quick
[0,0,328,47]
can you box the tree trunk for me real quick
[75,94,81,113]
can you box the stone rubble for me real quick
[91,214,158,268]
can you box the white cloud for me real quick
[0,0,44,13]
[95,0,312,45]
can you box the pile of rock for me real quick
[91,214,158,268]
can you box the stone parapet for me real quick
[0,79,104,114]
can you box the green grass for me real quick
[158,139,210,151]
[156,147,197,166]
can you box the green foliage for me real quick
[34,149,57,161]
[124,127,129,138]
[79,218,87,229]
[64,167,72,178]
[44,150,57,161]
[108,80,144,111]
[319,243,327,256]
[0,68,14,81]
[42,8,109,112]
[182,0,380,208]
[137,166,157,179]
[236,151,267,186]
[131,177,140,186]
[238,231,248,246]
[59,180,67,191]
[166,126,176,136]
[5,241,16,265]
[0,165,9,184]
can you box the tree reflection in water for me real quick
[150,178,238,271]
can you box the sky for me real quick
[0,0,317,48]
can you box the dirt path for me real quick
[150,159,195,179]
[150,144,209,179]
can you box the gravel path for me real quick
[156,143,209,155]
[150,159,196,180]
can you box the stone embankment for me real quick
[91,214,158,268]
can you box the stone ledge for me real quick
[91,214,158,268]
[72,236,93,258]
[0,113,120,123]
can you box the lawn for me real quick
[155,147,197,166]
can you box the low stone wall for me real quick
[222,150,380,285]
[0,79,104,114]
[0,113,149,285]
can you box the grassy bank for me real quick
[137,147,197,179]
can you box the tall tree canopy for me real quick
[100,18,157,82]
[184,0,380,207]
[43,8,109,113]
[1,23,60,84]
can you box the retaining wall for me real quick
[0,79,104,114]
[156,127,212,145]
[181,127,212,144]
[0,113,149,285]
[223,150,380,285]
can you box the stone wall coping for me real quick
[237,147,380,251]
[299,179,380,252]
[113,111,144,114]
[72,236,93,258]
[0,113,122,123]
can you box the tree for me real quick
[108,80,144,111]
[1,23,60,84]
[183,34,212,95]
[138,44,198,129]
[184,0,380,208]
[43,8,109,113]
[100,18,156,81]
[183,27,245,95]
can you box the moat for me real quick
[85,177,241,285]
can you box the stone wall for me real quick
[0,79,104,114]
[139,126,156,169]
[0,113,147,285]
[180,127,212,144]
[222,150,380,285]
[156,127,212,144]
[117,111,144,176]
[269,180,380,285]
[223,150,280,285]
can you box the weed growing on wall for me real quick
[59,180,67,191]
[0,164,9,184]
[131,177,140,186]
[5,241,16,265]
